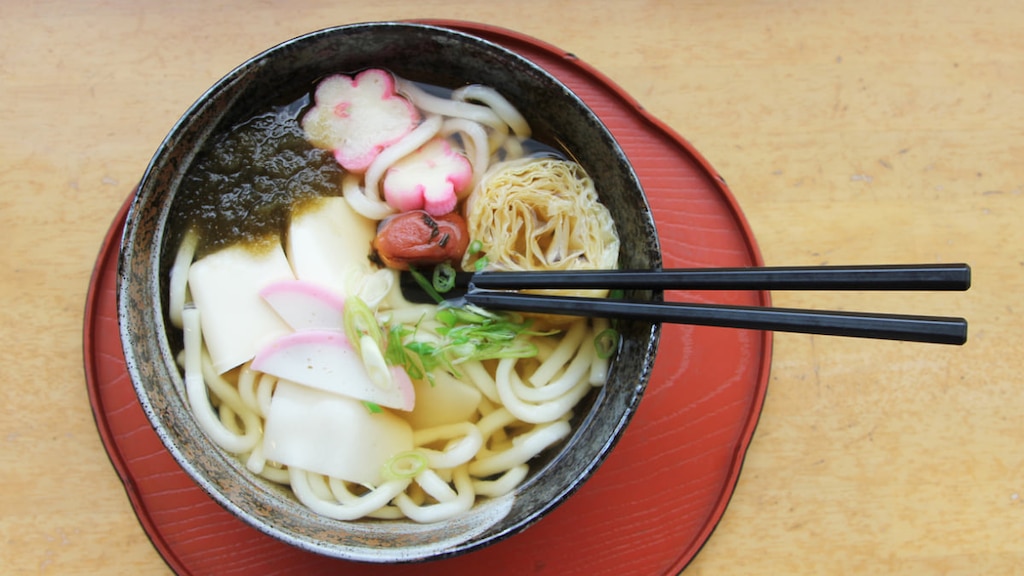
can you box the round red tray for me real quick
[84,21,771,575]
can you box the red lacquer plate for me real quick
[84,21,771,576]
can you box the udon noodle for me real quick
[168,69,621,523]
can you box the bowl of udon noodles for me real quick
[118,22,661,563]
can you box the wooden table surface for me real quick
[3,1,1021,574]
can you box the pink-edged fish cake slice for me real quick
[260,279,346,331]
[251,330,415,411]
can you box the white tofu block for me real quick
[404,371,482,430]
[286,197,379,299]
[263,380,414,486]
[188,242,295,373]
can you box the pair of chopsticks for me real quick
[400,264,971,345]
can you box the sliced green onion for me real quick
[453,307,491,325]
[381,450,428,480]
[435,308,458,327]
[469,341,538,361]
[385,324,423,378]
[447,342,477,361]
[384,325,408,366]
[362,401,383,414]
[468,239,483,255]
[405,341,443,373]
[408,265,444,304]
[473,256,489,272]
[343,295,383,354]
[594,328,619,360]
[360,335,392,390]
[432,262,456,293]
[388,301,556,383]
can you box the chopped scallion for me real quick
[343,295,383,354]
[381,450,428,480]
[408,266,444,304]
[432,262,456,293]
[384,304,557,382]
[594,328,619,359]
[435,308,458,327]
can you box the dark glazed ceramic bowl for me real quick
[117,22,661,563]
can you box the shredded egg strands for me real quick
[462,157,619,292]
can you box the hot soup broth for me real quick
[162,69,625,523]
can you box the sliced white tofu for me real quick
[404,370,482,430]
[263,380,414,486]
[286,197,382,301]
[188,242,295,373]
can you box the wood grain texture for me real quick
[3,1,1022,574]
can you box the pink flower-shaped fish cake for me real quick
[383,137,472,216]
[301,69,420,173]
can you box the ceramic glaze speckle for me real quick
[117,22,660,563]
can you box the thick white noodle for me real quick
[245,445,288,485]
[327,477,404,519]
[306,473,335,501]
[472,463,529,498]
[413,469,459,503]
[256,463,290,485]
[533,338,557,363]
[468,420,572,478]
[512,335,594,402]
[459,360,500,403]
[496,357,593,424]
[168,228,198,329]
[218,404,243,435]
[529,320,588,386]
[500,136,525,162]
[182,307,261,454]
[440,117,491,193]
[394,465,475,523]
[341,173,393,220]
[255,373,275,418]
[475,407,517,443]
[414,422,483,469]
[245,442,289,484]
[245,441,267,474]
[396,79,506,133]
[589,318,612,385]
[364,114,443,198]
[452,84,532,138]
[200,352,261,423]
[340,113,444,220]
[289,467,411,521]
[236,363,260,413]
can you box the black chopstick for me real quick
[401,264,971,299]
[463,291,969,345]
[468,263,972,291]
